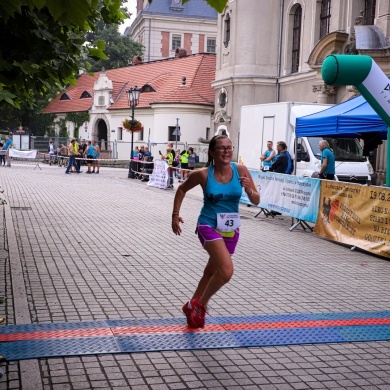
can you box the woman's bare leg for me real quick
[196,239,233,306]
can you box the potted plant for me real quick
[122,119,143,132]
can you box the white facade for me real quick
[212,0,390,183]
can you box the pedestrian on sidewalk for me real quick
[171,135,260,328]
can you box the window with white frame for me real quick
[364,0,376,25]
[172,34,182,51]
[206,37,216,53]
[223,13,231,47]
[139,129,144,141]
[319,0,331,39]
[291,6,302,74]
[118,127,123,141]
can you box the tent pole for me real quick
[387,127,390,187]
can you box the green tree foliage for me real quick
[83,24,144,72]
[65,112,90,139]
[0,0,125,109]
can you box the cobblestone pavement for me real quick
[1,162,390,390]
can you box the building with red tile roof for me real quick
[125,0,217,62]
[43,53,216,159]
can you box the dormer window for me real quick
[98,96,105,106]
[60,93,71,100]
[141,84,157,93]
[80,91,92,99]
[170,0,184,10]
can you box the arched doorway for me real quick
[97,119,108,150]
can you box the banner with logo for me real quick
[147,160,169,189]
[241,171,320,223]
[315,181,390,258]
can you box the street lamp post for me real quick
[172,117,181,150]
[126,86,141,178]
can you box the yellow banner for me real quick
[315,181,390,258]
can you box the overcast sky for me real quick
[120,0,137,33]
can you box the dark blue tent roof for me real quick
[296,95,388,138]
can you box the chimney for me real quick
[137,0,144,15]
[132,55,143,65]
[175,48,187,58]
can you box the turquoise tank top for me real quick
[198,163,243,228]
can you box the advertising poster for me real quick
[315,181,390,258]
[241,171,320,223]
[147,160,169,189]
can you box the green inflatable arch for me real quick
[322,54,390,186]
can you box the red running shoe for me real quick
[182,300,195,327]
[189,298,207,328]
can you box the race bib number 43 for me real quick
[216,213,241,232]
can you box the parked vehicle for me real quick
[238,102,376,184]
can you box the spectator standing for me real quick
[144,146,152,158]
[48,141,55,165]
[171,135,259,328]
[3,135,13,167]
[167,143,176,160]
[269,141,292,174]
[174,149,181,178]
[260,141,276,171]
[77,139,87,170]
[318,140,335,180]
[187,147,197,171]
[0,138,4,166]
[179,148,189,182]
[92,141,100,174]
[162,147,174,189]
[58,143,68,167]
[84,141,95,174]
[65,139,81,174]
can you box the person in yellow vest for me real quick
[65,139,81,174]
[179,149,190,182]
[162,147,174,189]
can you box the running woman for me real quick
[171,135,260,328]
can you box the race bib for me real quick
[216,213,241,232]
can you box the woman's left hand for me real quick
[239,175,252,191]
[172,215,184,235]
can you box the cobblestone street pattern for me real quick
[1,163,390,389]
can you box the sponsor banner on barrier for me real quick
[315,181,390,258]
[9,149,37,158]
[241,171,320,223]
[147,160,168,189]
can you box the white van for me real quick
[238,102,375,184]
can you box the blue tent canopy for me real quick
[296,95,388,138]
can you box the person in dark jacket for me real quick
[269,141,293,174]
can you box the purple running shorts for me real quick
[197,224,240,255]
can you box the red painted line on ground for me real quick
[2,317,390,342]
[0,328,112,342]
[221,318,390,331]
[112,324,225,335]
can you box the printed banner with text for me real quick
[147,160,168,189]
[315,181,390,258]
[241,171,320,223]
